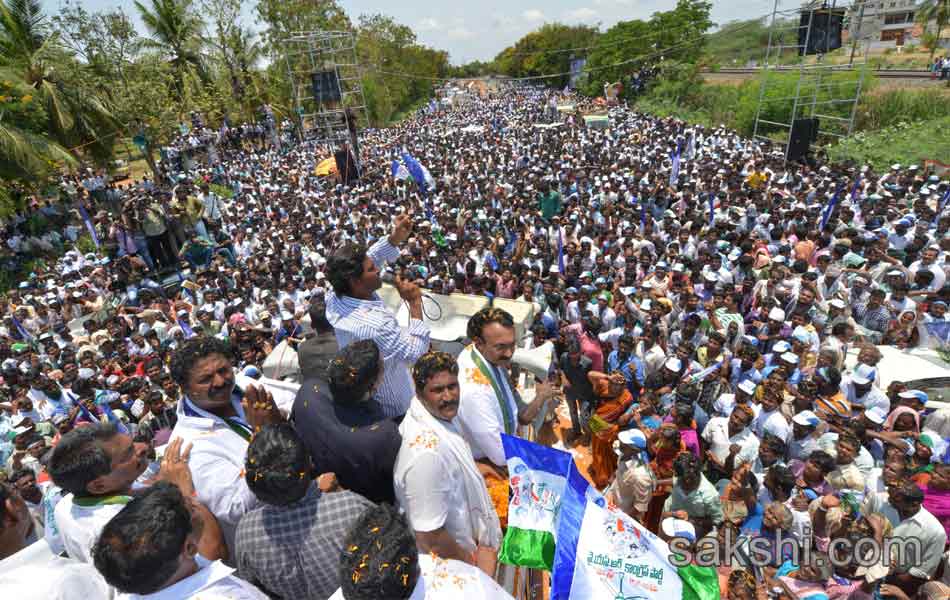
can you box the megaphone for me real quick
[512,341,555,382]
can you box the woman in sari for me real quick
[587,371,635,490]
[644,422,686,533]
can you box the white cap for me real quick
[279,310,294,321]
[661,517,696,542]
[737,379,757,395]
[664,357,682,372]
[617,429,648,449]
[792,410,820,427]
[772,341,792,353]
[865,406,888,425]
[850,364,877,386]
[768,307,786,322]
[828,298,847,309]
[779,352,799,364]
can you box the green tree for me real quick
[357,14,447,126]
[917,0,950,62]
[584,0,712,98]
[134,0,208,93]
[494,23,599,88]
[0,0,117,162]
[255,0,351,54]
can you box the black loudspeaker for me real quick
[334,148,359,184]
[788,118,818,161]
[799,9,845,55]
[310,70,341,103]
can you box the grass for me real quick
[826,116,950,171]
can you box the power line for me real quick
[364,16,773,85]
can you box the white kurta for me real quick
[456,345,519,468]
[117,556,268,600]
[394,398,502,556]
[168,395,258,556]
[53,494,127,563]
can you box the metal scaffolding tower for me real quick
[281,30,368,145]
[752,0,870,161]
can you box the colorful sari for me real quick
[588,378,634,490]
[644,424,687,533]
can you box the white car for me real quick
[846,345,950,411]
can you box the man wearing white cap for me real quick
[841,364,889,416]
[788,410,820,462]
[606,429,655,523]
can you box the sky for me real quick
[42,0,791,64]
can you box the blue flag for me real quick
[819,183,845,231]
[934,188,950,226]
[401,152,429,196]
[669,148,681,187]
[685,132,695,160]
[708,193,715,225]
[77,204,100,249]
[95,389,131,435]
[10,314,32,342]
[552,461,684,599]
[178,318,196,339]
[557,230,565,274]
[497,434,574,570]
[639,198,646,232]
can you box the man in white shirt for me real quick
[92,482,265,600]
[886,480,948,592]
[47,422,151,563]
[168,336,284,556]
[325,213,431,418]
[456,307,551,470]
[841,364,889,416]
[394,352,502,576]
[702,403,759,475]
[751,379,791,442]
[330,503,514,600]
[48,424,211,564]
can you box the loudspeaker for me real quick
[512,341,555,382]
[310,70,341,103]
[788,118,818,161]
[799,9,845,56]
[334,148,359,184]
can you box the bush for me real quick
[74,234,98,255]
[826,116,950,171]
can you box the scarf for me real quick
[883,405,920,433]
[401,397,502,550]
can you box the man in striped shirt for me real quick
[325,213,430,418]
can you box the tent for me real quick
[315,157,337,177]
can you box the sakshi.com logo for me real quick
[666,525,923,569]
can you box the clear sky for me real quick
[42,0,791,64]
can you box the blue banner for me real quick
[77,204,100,248]
[819,183,845,231]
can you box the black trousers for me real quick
[146,233,176,269]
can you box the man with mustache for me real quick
[393,351,502,577]
[168,336,283,558]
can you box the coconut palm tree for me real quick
[0,0,112,165]
[134,0,208,94]
[917,0,950,62]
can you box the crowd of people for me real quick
[1,84,950,600]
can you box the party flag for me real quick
[497,435,573,571]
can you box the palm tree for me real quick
[0,0,113,164]
[917,0,950,62]
[134,0,208,93]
